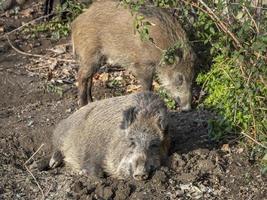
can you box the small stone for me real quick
[95,185,114,200]
[198,160,215,172]
[115,182,131,200]
[169,153,185,170]
[66,108,72,113]
[73,181,84,193]
[27,120,34,127]
[153,170,167,183]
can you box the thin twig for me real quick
[28,66,51,70]
[229,2,267,10]
[243,6,259,33]
[44,184,53,198]
[24,143,46,200]
[259,75,267,88]
[6,36,76,63]
[180,0,242,48]
[249,97,257,139]
[181,0,267,61]
[24,143,44,165]
[240,132,267,149]
[25,165,45,200]
[197,0,242,48]
[0,14,53,39]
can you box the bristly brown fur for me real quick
[71,0,196,110]
[50,92,170,180]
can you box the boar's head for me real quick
[118,106,169,181]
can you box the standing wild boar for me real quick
[49,92,170,180]
[72,0,196,111]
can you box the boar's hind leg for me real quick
[133,65,154,91]
[77,62,97,106]
[49,150,64,168]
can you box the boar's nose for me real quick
[176,96,191,111]
[180,103,191,111]
[133,172,149,181]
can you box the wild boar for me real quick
[72,0,196,111]
[49,92,170,180]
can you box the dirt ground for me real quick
[0,1,266,200]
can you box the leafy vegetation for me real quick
[157,87,176,109]
[23,0,84,40]
[21,0,266,162]
[122,0,267,162]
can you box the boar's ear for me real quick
[120,107,138,129]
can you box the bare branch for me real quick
[240,132,267,149]
[24,144,46,200]
[0,14,53,39]
[6,36,76,63]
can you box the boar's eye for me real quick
[149,143,160,150]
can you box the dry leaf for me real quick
[152,80,160,90]
[236,148,244,154]
[114,76,123,81]
[221,144,231,153]
[50,45,66,55]
[20,8,34,17]
[98,72,109,82]
[49,60,58,70]
[62,68,70,75]
[126,84,141,93]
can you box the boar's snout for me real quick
[175,92,192,111]
[179,100,191,111]
[132,152,149,181]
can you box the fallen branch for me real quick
[24,143,44,165]
[6,36,76,63]
[25,165,45,200]
[24,144,45,200]
[240,132,267,149]
[0,14,53,39]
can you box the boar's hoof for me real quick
[49,150,64,168]
[133,173,149,181]
[79,169,90,176]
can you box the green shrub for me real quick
[23,0,84,40]
[191,1,267,146]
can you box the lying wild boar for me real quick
[49,92,170,180]
[72,0,196,111]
